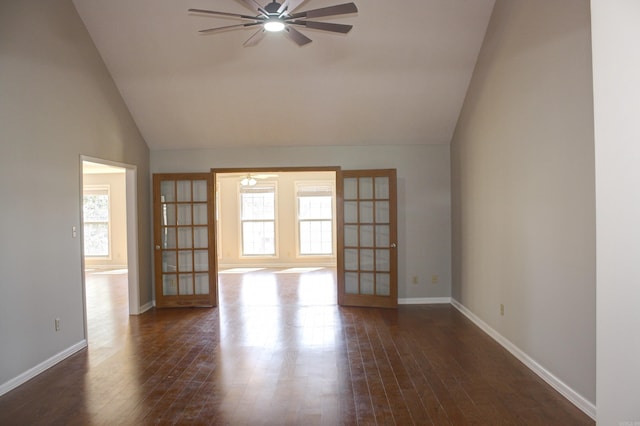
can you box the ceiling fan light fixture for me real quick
[241,176,257,186]
[264,19,285,32]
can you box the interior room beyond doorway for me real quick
[216,170,338,304]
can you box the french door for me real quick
[337,169,398,308]
[153,173,216,307]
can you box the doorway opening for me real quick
[214,168,338,307]
[80,157,140,346]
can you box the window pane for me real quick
[160,181,175,202]
[360,249,374,271]
[375,201,389,223]
[193,204,208,225]
[345,248,358,270]
[344,201,358,223]
[177,205,192,225]
[83,194,109,222]
[195,273,209,295]
[242,221,275,255]
[376,249,390,272]
[193,180,207,202]
[360,225,374,247]
[193,226,208,248]
[240,185,276,256]
[360,201,374,223]
[177,227,192,248]
[83,223,108,256]
[162,251,177,273]
[163,275,177,296]
[161,204,176,226]
[299,220,332,255]
[179,274,194,295]
[242,192,275,220]
[298,196,332,219]
[178,250,193,272]
[194,250,209,271]
[361,273,375,295]
[177,180,191,202]
[161,227,176,249]
[375,177,389,199]
[345,272,359,294]
[344,178,358,199]
[376,273,390,296]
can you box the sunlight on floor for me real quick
[275,267,324,274]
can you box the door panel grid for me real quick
[154,173,216,307]
[338,170,397,308]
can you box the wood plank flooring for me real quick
[0,268,593,425]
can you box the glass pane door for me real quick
[154,173,215,307]
[338,169,397,308]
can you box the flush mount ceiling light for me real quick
[188,1,358,47]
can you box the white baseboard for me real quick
[139,301,154,314]
[398,297,452,305]
[450,299,596,420]
[84,265,128,270]
[0,340,87,397]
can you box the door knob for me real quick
[390,243,397,248]
[155,245,161,250]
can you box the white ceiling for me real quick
[72,0,495,150]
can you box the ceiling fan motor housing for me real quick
[265,2,283,14]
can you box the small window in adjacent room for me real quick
[83,185,110,257]
[240,183,276,256]
[297,182,334,255]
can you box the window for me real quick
[241,184,276,256]
[83,186,110,257]
[297,183,334,255]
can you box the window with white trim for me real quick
[297,183,334,255]
[83,185,110,257]
[240,183,276,256]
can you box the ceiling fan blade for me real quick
[243,29,266,46]
[198,22,262,34]
[277,0,307,14]
[289,2,358,19]
[284,26,312,46]
[188,8,260,20]
[291,20,353,34]
[235,0,262,12]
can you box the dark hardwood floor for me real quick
[0,268,593,425]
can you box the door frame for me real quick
[79,155,141,340]
[211,166,341,303]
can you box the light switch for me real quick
[72,226,77,238]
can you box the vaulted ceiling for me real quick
[72,0,495,150]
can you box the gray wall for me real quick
[152,144,452,301]
[0,0,151,388]
[450,0,595,405]
[591,0,640,423]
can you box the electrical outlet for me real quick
[55,318,61,331]
[500,304,505,316]
[412,276,418,284]
[431,274,439,284]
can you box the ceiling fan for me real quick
[188,0,358,46]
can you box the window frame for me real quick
[82,184,112,259]
[239,182,278,258]
[295,181,336,257]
